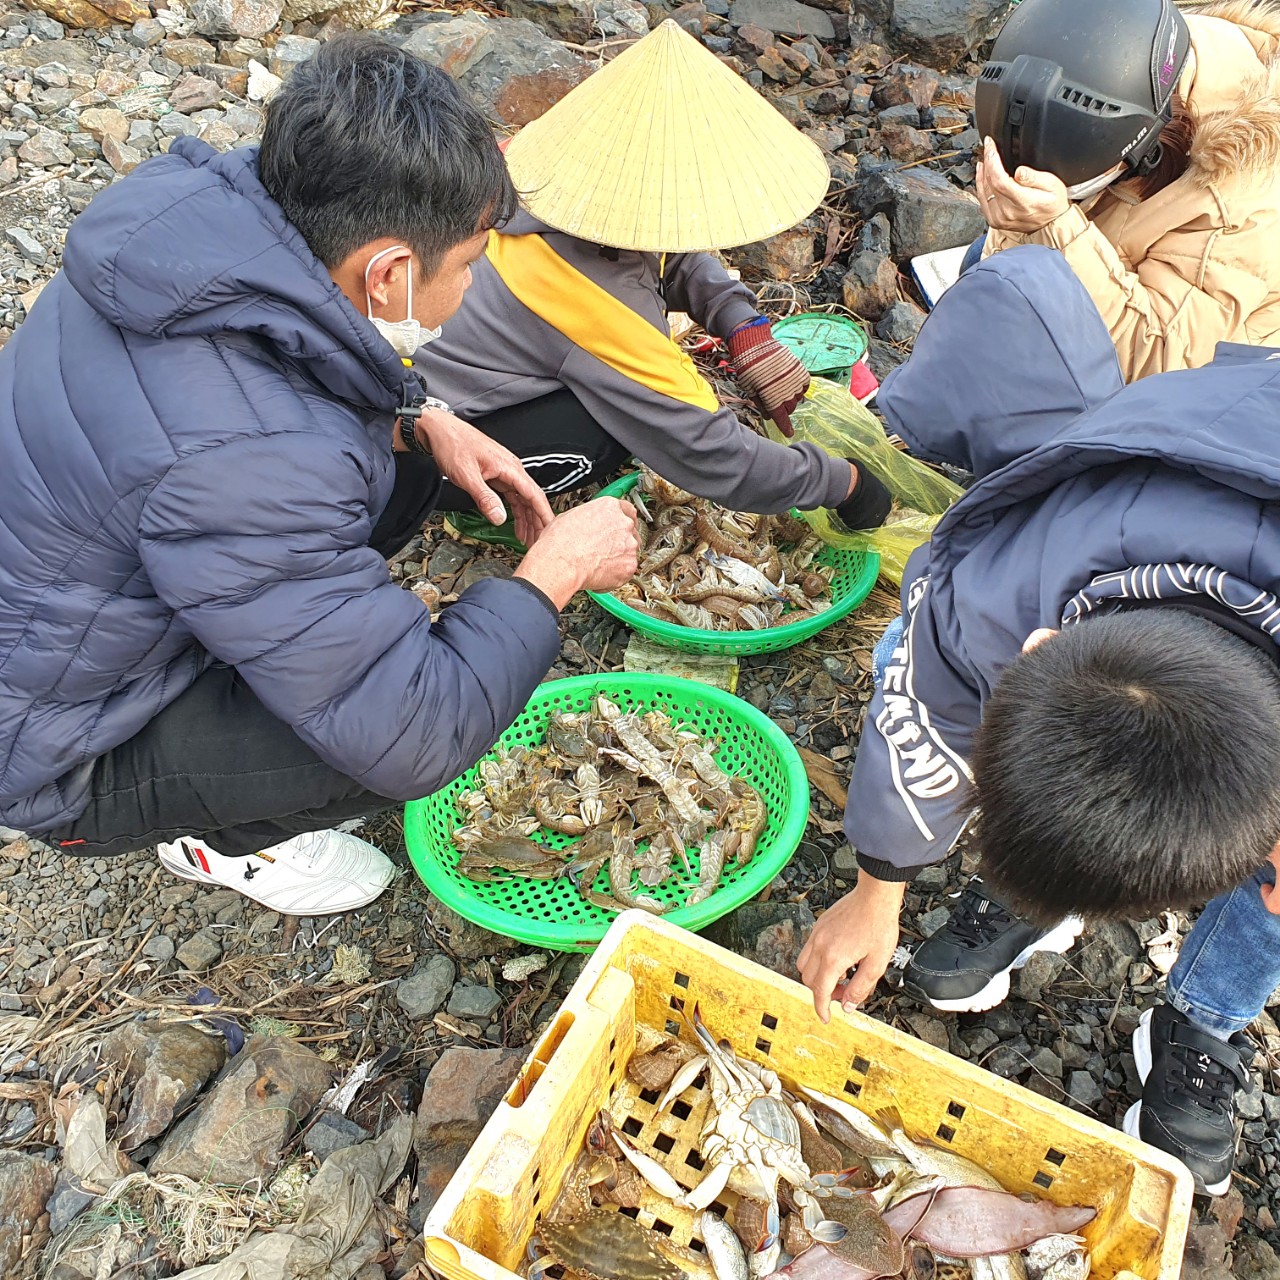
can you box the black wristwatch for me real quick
[398,394,450,456]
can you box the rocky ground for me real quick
[0,0,1278,1276]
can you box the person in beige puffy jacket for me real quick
[974,0,1280,381]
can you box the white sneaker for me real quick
[155,829,396,915]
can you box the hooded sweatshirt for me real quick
[413,211,852,514]
[0,140,561,833]
[845,244,1280,880]
[984,0,1280,380]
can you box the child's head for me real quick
[972,609,1280,924]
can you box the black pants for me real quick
[437,389,629,511]
[45,453,444,859]
[42,392,626,859]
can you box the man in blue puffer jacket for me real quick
[798,246,1280,1196]
[0,36,640,916]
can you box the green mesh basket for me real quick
[404,674,809,952]
[587,473,880,656]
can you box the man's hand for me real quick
[798,872,906,1022]
[514,498,641,610]
[419,409,554,547]
[976,137,1070,234]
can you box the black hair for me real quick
[972,608,1280,924]
[258,33,517,271]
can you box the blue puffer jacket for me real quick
[0,139,561,832]
[844,246,1280,878]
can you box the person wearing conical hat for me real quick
[415,21,892,536]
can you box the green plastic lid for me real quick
[774,313,869,378]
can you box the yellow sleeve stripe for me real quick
[485,230,720,413]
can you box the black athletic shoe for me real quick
[902,877,1083,1013]
[1122,1003,1252,1196]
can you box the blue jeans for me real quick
[871,614,1280,1033]
[959,234,987,276]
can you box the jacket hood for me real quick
[935,341,1280,559]
[1181,1,1280,184]
[61,138,409,413]
[877,247,1124,480]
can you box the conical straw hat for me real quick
[503,19,830,252]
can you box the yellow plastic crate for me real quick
[423,912,1193,1280]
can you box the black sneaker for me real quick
[1121,1003,1252,1196]
[902,877,1083,1013]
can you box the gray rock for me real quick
[889,0,1009,71]
[1237,1087,1264,1121]
[143,934,176,963]
[28,15,67,39]
[32,62,70,88]
[427,898,521,959]
[734,225,816,283]
[879,103,922,127]
[415,1047,525,1215]
[47,1171,97,1235]
[304,1109,370,1164]
[1026,1045,1062,1079]
[174,929,223,973]
[458,18,591,129]
[873,62,940,109]
[917,904,952,935]
[840,249,897,321]
[151,1035,332,1185]
[1076,920,1141,990]
[269,34,320,78]
[706,901,816,982]
[159,112,201,139]
[6,227,46,264]
[18,127,73,167]
[0,1152,55,1272]
[102,1020,227,1149]
[1066,1069,1102,1108]
[1016,949,1066,1002]
[401,13,496,79]
[854,165,985,259]
[84,886,109,909]
[128,18,167,46]
[169,73,223,114]
[1234,1238,1280,1280]
[447,982,503,1022]
[915,863,949,891]
[190,0,284,39]
[397,953,456,1021]
[1181,1218,1231,1280]
[728,0,834,38]
[505,0,606,43]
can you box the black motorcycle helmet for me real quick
[975,0,1191,187]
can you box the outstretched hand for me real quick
[797,873,906,1021]
[976,137,1071,234]
[419,409,554,547]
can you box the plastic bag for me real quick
[767,378,963,583]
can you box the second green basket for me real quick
[587,473,880,655]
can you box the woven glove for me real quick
[832,461,893,532]
[726,317,810,438]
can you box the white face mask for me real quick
[364,245,441,358]
[1066,163,1126,203]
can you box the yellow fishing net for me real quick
[766,378,963,584]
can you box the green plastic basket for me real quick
[404,674,809,952]
[586,473,880,656]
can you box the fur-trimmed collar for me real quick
[1184,1,1280,184]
